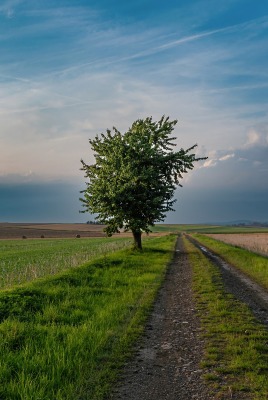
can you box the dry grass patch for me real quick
[205,233,268,257]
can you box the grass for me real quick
[151,224,219,233]
[0,234,176,400]
[192,226,268,234]
[0,237,132,289]
[204,233,268,257]
[190,234,268,290]
[184,236,268,399]
[151,224,268,234]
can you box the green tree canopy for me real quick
[80,116,206,249]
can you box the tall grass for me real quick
[184,236,268,399]
[191,234,268,290]
[0,235,176,400]
[205,233,268,257]
[0,237,131,289]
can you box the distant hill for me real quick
[207,220,268,227]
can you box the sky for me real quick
[0,0,268,224]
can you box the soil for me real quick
[0,223,107,239]
[109,235,268,400]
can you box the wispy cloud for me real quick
[50,17,266,78]
[1,1,268,187]
[0,0,24,18]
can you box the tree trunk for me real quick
[132,230,142,250]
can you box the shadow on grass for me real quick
[0,288,46,322]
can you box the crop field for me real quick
[151,224,268,234]
[205,233,268,257]
[192,226,268,234]
[2,222,268,239]
[151,224,219,233]
[0,223,107,239]
[0,237,132,289]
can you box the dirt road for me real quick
[110,236,214,399]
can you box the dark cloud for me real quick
[1,130,267,224]
[0,181,86,222]
[166,133,268,223]
[166,186,268,224]
[1,179,267,224]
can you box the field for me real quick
[151,224,268,234]
[1,225,268,398]
[151,224,219,233]
[205,233,268,257]
[0,223,107,239]
[0,237,132,289]
[2,222,268,240]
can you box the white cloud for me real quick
[203,159,217,168]
[244,129,260,147]
[1,65,267,183]
[200,152,235,169]
[1,3,268,189]
[219,153,235,161]
[188,128,268,191]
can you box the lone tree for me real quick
[80,116,206,250]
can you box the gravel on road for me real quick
[110,236,215,400]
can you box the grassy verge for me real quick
[183,236,268,399]
[191,234,268,290]
[0,237,132,289]
[0,234,176,400]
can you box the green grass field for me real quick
[152,224,268,234]
[0,237,132,289]
[151,224,217,233]
[1,230,268,399]
[0,234,176,400]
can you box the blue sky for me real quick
[0,0,268,223]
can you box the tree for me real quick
[80,116,206,250]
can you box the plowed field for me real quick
[0,223,106,239]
